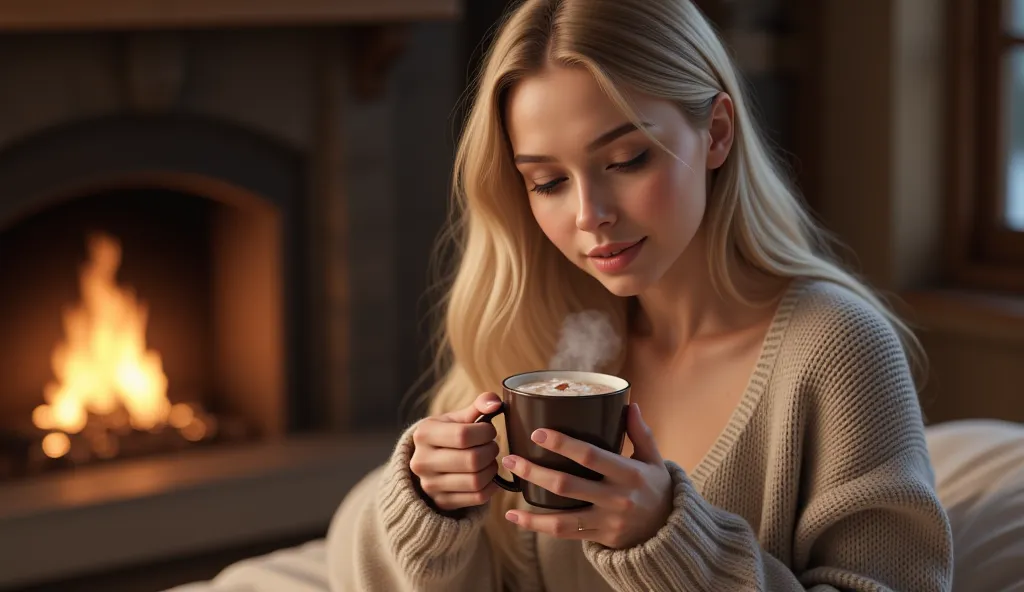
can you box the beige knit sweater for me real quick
[326,280,954,591]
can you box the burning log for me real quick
[1,402,252,480]
[0,234,255,482]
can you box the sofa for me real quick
[169,419,1024,592]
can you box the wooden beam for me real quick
[0,0,460,32]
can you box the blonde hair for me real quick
[421,0,925,585]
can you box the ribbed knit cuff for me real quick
[583,461,760,592]
[377,422,490,582]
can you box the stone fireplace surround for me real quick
[0,1,459,588]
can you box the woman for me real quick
[326,0,954,590]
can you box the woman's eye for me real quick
[608,149,650,172]
[531,177,567,195]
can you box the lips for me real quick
[587,238,646,258]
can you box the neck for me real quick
[632,228,786,353]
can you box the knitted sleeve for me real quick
[325,423,497,591]
[583,296,953,591]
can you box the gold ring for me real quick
[577,518,589,532]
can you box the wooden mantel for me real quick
[0,0,460,31]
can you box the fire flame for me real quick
[32,234,171,441]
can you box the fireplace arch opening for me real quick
[0,114,324,479]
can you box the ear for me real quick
[706,93,734,171]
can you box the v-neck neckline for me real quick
[686,278,808,493]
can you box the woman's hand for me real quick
[409,392,503,511]
[502,403,673,549]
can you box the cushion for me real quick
[166,540,329,592]
[927,420,1024,591]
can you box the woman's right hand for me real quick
[410,392,503,511]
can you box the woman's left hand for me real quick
[502,403,674,550]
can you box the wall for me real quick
[814,0,1024,424]
[390,23,460,424]
[0,26,461,431]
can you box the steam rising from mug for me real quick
[548,310,622,372]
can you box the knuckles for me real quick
[408,455,428,477]
[469,466,496,490]
[606,514,627,535]
[469,442,499,471]
[614,494,637,513]
[452,429,473,449]
[578,446,598,468]
[548,474,572,496]
[551,519,573,538]
[417,477,438,494]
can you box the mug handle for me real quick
[474,404,521,493]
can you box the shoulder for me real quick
[782,279,909,375]
[774,279,919,415]
[775,281,933,491]
[786,279,900,341]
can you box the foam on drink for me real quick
[515,378,617,396]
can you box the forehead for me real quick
[504,65,673,154]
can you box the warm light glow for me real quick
[180,418,207,442]
[168,403,195,429]
[42,432,71,459]
[32,404,54,430]
[32,234,171,435]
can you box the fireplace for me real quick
[0,1,460,588]
[0,116,308,480]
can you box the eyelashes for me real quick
[530,149,651,196]
[531,178,566,195]
[608,149,650,172]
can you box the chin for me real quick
[592,274,647,298]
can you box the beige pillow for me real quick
[927,420,1024,592]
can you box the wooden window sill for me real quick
[900,289,1024,344]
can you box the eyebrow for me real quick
[513,121,652,165]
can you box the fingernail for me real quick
[502,456,517,470]
[531,429,547,444]
[484,400,500,409]
[505,511,519,524]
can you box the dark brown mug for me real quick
[475,370,631,510]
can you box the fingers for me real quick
[414,418,497,449]
[411,441,500,475]
[432,482,501,512]
[502,454,611,505]
[418,463,498,497]
[443,392,502,424]
[529,428,635,481]
[504,508,600,541]
[625,404,663,465]
[408,393,506,512]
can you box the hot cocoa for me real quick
[514,378,617,396]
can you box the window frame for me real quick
[948,0,1024,291]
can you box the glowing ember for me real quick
[41,433,71,459]
[168,402,195,429]
[32,234,171,437]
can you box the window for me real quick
[949,0,1024,291]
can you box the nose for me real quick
[575,179,616,231]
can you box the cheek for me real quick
[629,162,705,225]
[529,199,578,254]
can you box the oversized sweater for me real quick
[325,280,954,591]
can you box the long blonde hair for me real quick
[422,0,924,585]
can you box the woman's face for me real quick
[505,66,732,297]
